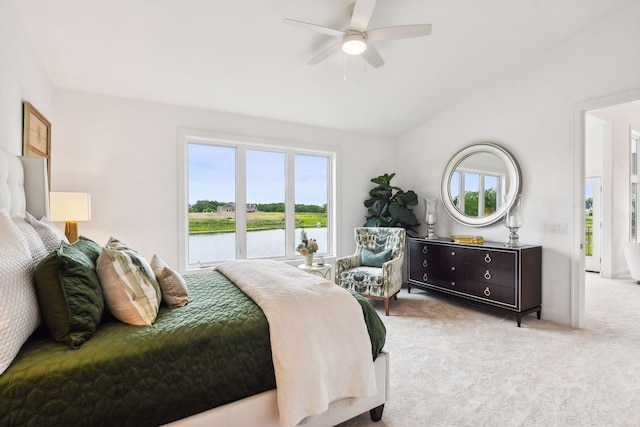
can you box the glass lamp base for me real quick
[505,227,522,247]
[426,224,437,240]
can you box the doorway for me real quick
[573,93,640,328]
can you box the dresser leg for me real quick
[517,314,522,327]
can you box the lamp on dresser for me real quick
[49,192,91,242]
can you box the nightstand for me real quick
[297,263,332,279]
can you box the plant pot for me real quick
[304,254,313,266]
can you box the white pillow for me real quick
[24,212,68,252]
[150,254,189,308]
[0,209,41,375]
[12,215,48,264]
[97,238,161,326]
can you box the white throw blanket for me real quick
[217,259,377,427]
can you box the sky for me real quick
[188,143,328,206]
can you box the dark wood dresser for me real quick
[407,238,542,326]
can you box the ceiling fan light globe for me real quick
[342,36,367,55]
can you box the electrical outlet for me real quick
[551,223,568,234]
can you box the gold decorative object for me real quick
[450,235,484,244]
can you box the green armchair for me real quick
[335,227,406,315]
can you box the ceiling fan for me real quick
[283,0,432,68]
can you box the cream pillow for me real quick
[12,215,48,263]
[96,237,161,326]
[150,255,189,307]
[0,209,41,375]
[24,212,68,252]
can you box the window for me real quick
[450,169,502,217]
[179,132,335,270]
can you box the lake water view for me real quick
[189,227,328,265]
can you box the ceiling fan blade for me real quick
[361,44,385,68]
[307,41,343,65]
[366,24,432,42]
[283,19,345,38]
[351,0,376,33]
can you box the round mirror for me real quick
[440,143,521,227]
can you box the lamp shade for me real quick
[49,192,91,222]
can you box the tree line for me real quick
[189,200,326,213]
[453,189,497,217]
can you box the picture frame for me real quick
[23,101,51,186]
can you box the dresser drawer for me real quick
[425,261,464,290]
[409,241,463,282]
[465,264,515,287]
[465,249,516,269]
[466,280,516,306]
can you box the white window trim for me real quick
[177,128,337,273]
[452,167,505,215]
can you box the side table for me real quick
[298,263,332,279]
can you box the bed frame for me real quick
[0,147,389,426]
[168,351,388,427]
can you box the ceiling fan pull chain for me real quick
[344,54,348,81]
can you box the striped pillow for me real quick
[96,237,161,326]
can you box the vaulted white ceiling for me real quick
[13,0,632,137]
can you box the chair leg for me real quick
[384,297,390,316]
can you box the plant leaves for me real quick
[369,187,392,199]
[370,172,396,186]
[362,172,418,232]
[388,202,400,220]
[399,207,420,226]
[397,190,419,206]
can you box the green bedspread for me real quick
[0,270,385,427]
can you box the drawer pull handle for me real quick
[484,254,492,263]
[423,260,428,268]
[451,281,456,286]
[484,270,492,280]
[451,266,456,271]
[423,273,428,281]
[484,286,491,297]
[422,246,428,254]
[451,251,456,256]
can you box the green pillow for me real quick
[34,236,104,349]
[361,248,392,268]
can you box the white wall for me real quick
[589,102,640,276]
[0,0,52,155]
[585,115,606,178]
[52,89,395,268]
[397,0,640,325]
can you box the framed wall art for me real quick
[23,101,51,186]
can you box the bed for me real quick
[0,148,389,426]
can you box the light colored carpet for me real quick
[340,273,640,426]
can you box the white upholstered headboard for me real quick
[0,148,49,219]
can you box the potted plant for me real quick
[364,173,420,235]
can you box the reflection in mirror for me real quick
[441,143,521,227]
[449,152,507,218]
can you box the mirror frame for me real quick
[440,142,522,227]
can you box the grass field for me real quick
[189,211,326,234]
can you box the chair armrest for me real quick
[381,255,404,296]
[335,251,362,285]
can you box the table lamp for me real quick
[49,192,91,242]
